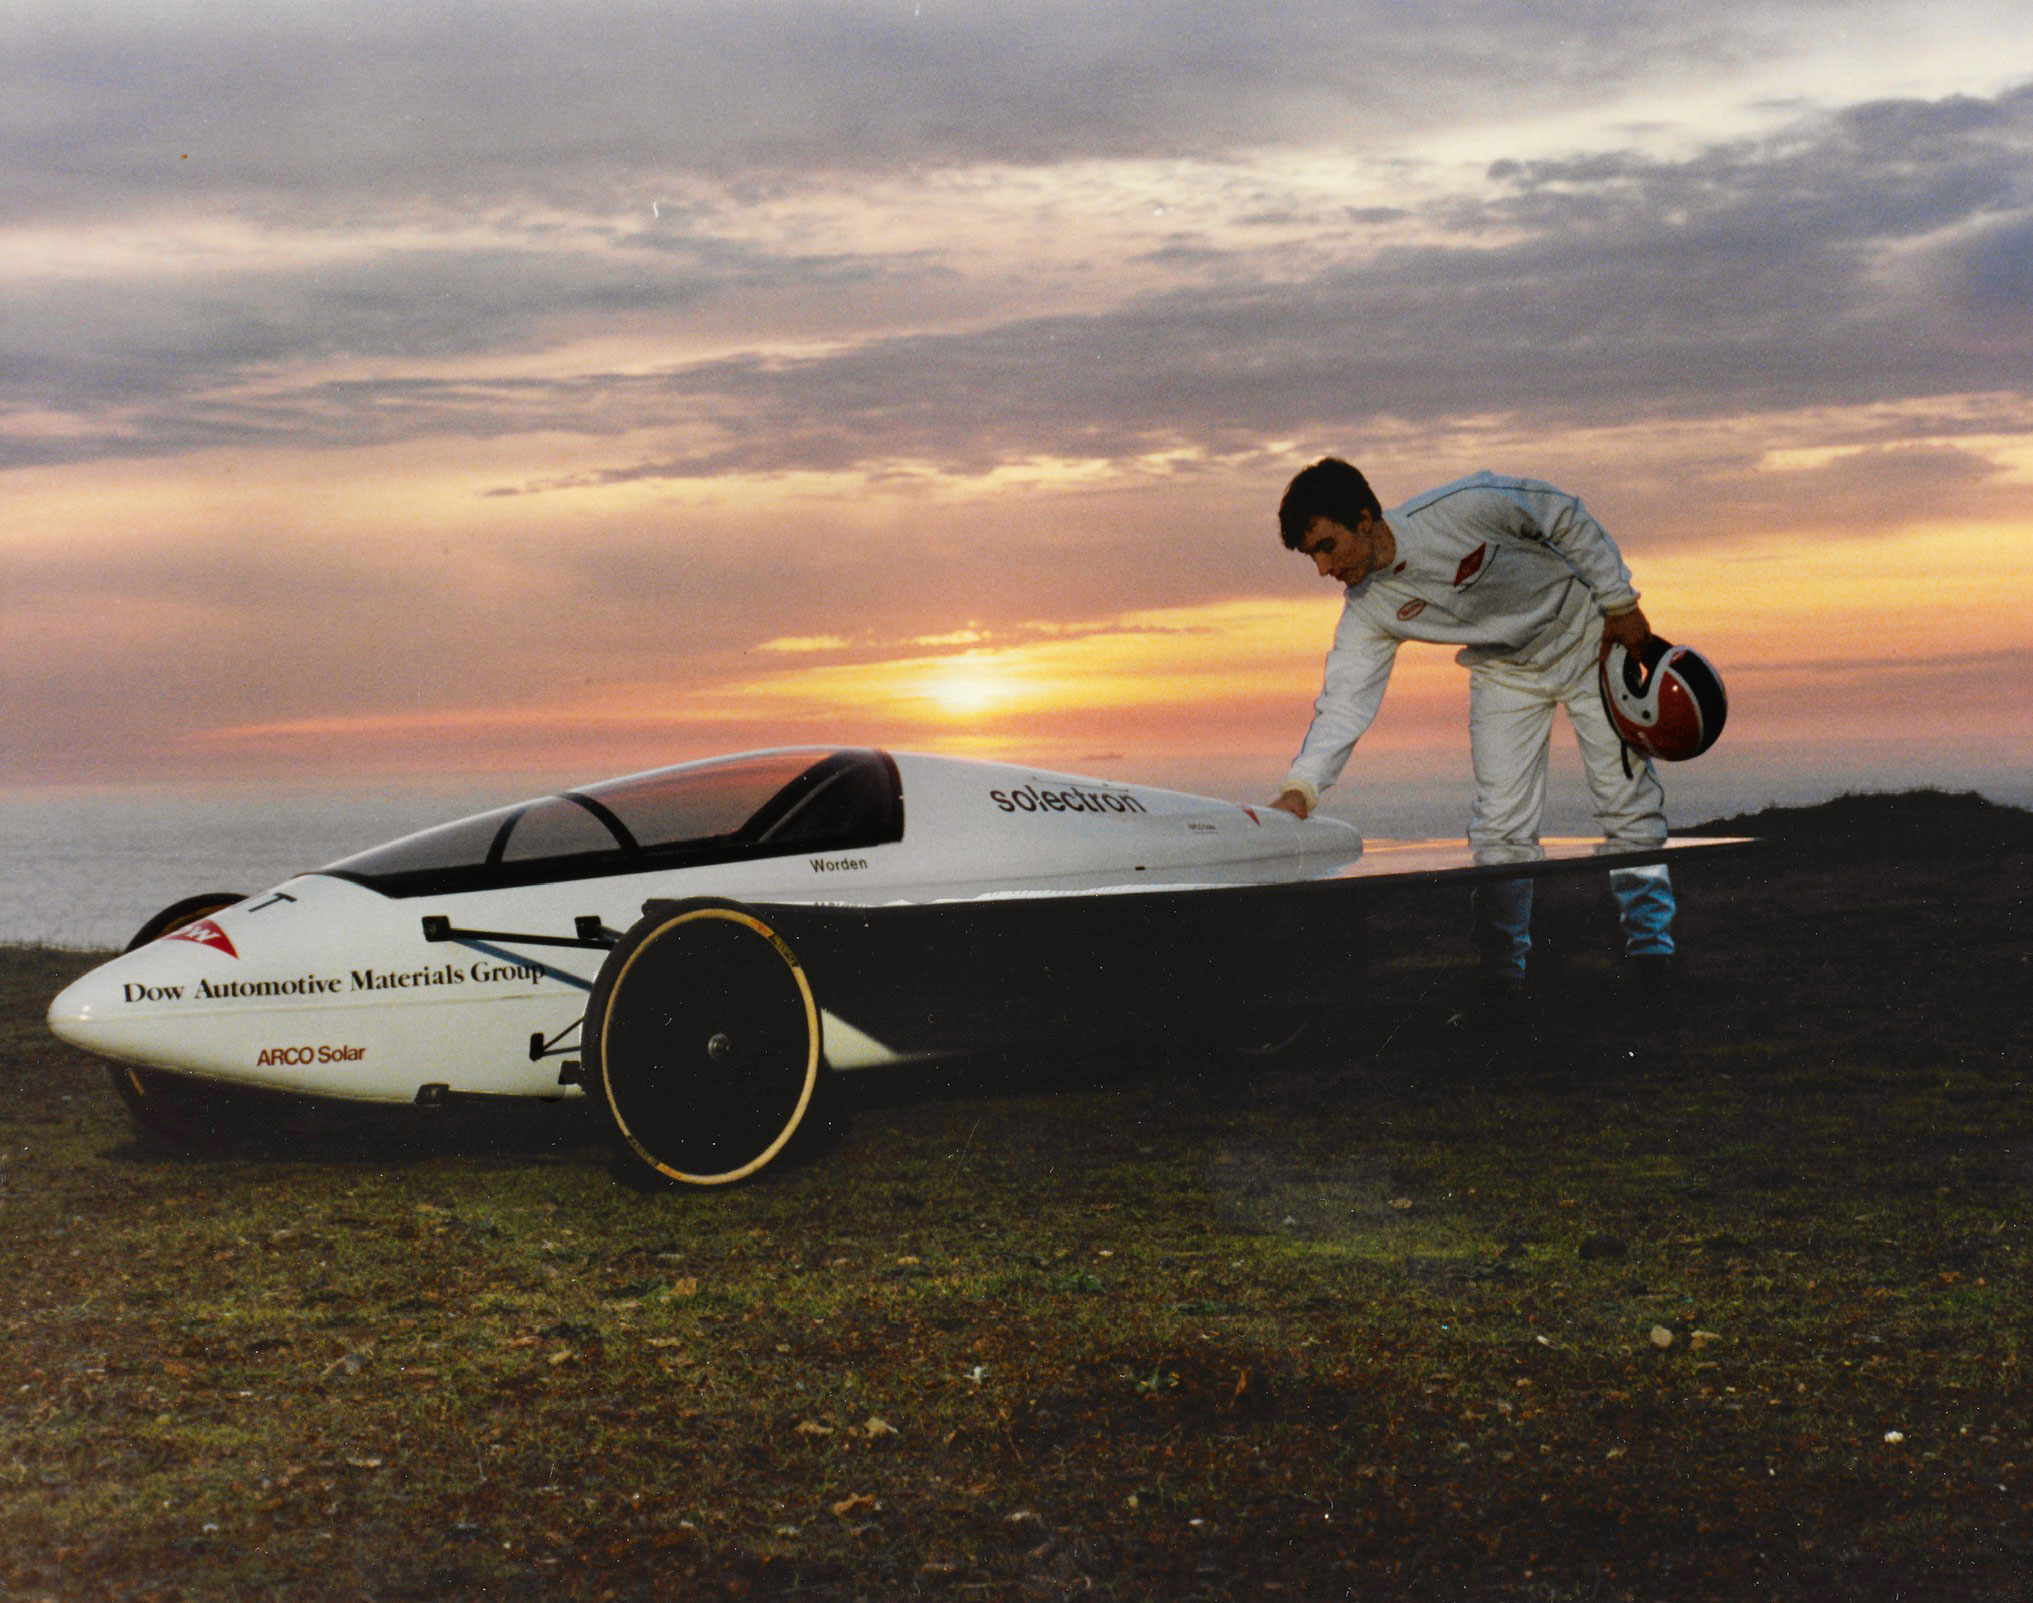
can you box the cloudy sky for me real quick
[5,0,2031,816]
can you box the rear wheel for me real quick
[586,900,822,1187]
[108,892,255,1147]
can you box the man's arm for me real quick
[1483,478,1642,615]
[1478,477,1661,656]
[1275,606,1398,816]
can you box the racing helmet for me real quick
[1599,636,1728,762]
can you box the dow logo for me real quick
[167,918,238,959]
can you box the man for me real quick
[1269,458,1675,1015]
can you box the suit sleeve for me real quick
[1488,479,1640,614]
[1282,602,1399,804]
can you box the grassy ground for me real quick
[1,793,2027,1601]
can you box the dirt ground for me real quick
[2,791,2028,1601]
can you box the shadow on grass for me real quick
[96,1090,609,1173]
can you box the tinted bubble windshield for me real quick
[585,751,825,849]
[321,748,901,895]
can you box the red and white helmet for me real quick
[1599,637,1728,762]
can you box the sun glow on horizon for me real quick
[922,657,1024,717]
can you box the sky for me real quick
[5,0,2032,824]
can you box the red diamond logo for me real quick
[1453,543,1488,586]
[166,918,238,959]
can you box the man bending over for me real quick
[1270,458,1676,1018]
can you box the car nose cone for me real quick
[46,948,237,1078]
[48,967,118,1051]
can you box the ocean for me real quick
[1,788,515,950]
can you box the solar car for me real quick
[48,747,1730,1186]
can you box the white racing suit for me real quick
[1282,472,1674,980]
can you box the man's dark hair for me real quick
[1278,458,1382,549]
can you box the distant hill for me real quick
[1684,789,2033,859]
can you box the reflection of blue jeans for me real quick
[1473,866,1677,980]
[1609,864,1676,959]
[1472,877,1534,980]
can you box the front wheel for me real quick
[109,892,254,1147]
[586,900,822,1187]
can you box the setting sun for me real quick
[922,658,1022,718]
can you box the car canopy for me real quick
[320,748,903,897]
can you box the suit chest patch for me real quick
[1453,543,1489,586]
[1397,598,1427,621]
